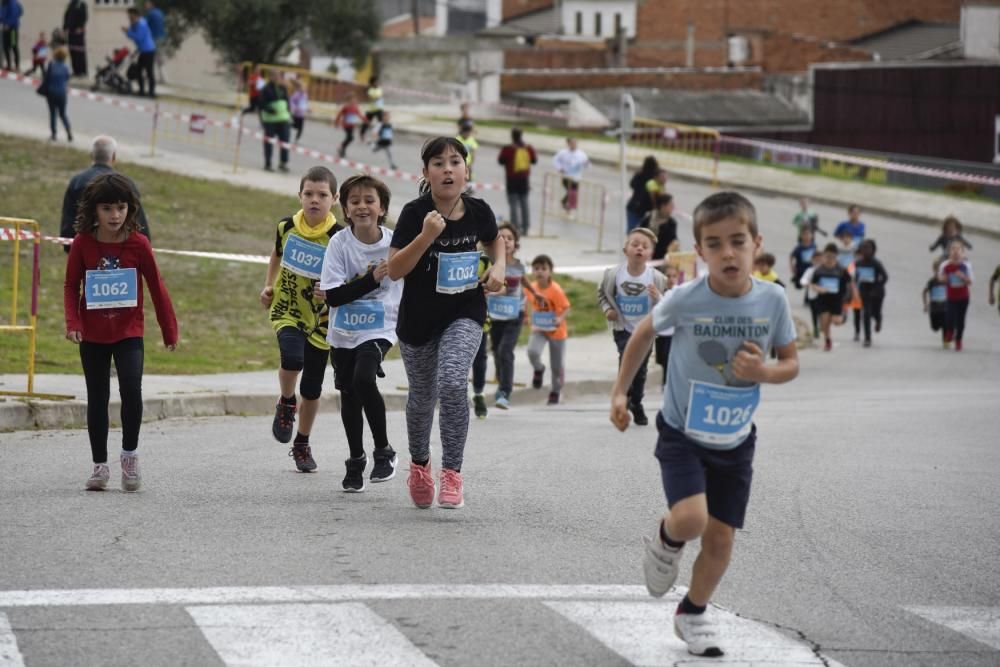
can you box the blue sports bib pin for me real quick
[856,266,876,283]
[616,294,650,319]
[436,251,480,295]
[85,268,138,310]
[487,295,519,320]
[930,285,947,302]
[684,381,760,447]
[333,300,385,333]
[801,247,815,262]
[948,273,963,287]
[281,235,326,280]
[819,276,840,293]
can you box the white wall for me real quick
[962,4,1000,61]
[560,0,636,40]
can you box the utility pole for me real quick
[619,92,635,251]
[412,0,420,36]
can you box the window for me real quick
[595,12,602,36]
[575,11,583,35]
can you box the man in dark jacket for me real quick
[60,135,151,252]
[63,0,87,76]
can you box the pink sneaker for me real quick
[407,461,435,509]
[438,468,465,509]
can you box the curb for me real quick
[0,381,619,433]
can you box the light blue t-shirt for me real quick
[651,276,796,450]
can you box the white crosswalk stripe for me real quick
[546,590,847,666]
[0,613,25,667]
[905,606,1000,651]
[186,603,438,667]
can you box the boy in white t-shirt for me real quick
[318,175,403,493]
[597,228,668,425]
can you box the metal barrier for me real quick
[0,218,73,400]
[538,172,609,251]
[629,118,720,186]
[150,99,245,173]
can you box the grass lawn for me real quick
[0,133,607,374]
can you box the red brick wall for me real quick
[760,33,873,72]
[503,0,554,21]
[505,48,610,69]
[501,70,762,92]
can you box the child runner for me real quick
[791,196,826,238]
[645,193,680,261]
[752,252,783,287]
[989,262,1000,317]
[525,254,571,405]
[610,191,799,658]
[487,222,536,410]
[360,75,384,141]
[456,121,479,182]
[387,137,506,510]
[289,78,308,142]
[371,110,397,170]
[853,238,888,347]
[789,227,815,289]
[929,215,972,257]
[260,166,343,472]
[319,174,402,492]
[63,173,178,492]
[643,168,669,222]
[811,242,853,351]
[334,93,363,159]
[833,204,866,243]
[597,228,668,426]
[800,250,823,338]
[922,257,949,347]
[938,240,973,351]
[23,30,47,76]
[835,230,862,341]
[471,251,494,419]
[654,263,679,387]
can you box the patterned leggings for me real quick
[399,318,482,471]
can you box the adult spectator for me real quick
[626,156,659,232]
[61,135,151,252]
[497,127,537,236]
[62,0,87,77]
[123,7,155,97]
[143,0,165,83]
[41,47,72,142]
[1,0,23,72]
[259,69,291,172]
[552,137,590,213]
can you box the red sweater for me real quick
[64,232,178,345]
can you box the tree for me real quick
[156,0,380,67]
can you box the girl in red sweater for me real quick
[64,173,178,492]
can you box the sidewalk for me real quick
[0,331,633,432]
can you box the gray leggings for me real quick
[399,317,482,471]
[527,331,565,393]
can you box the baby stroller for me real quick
[91,46,136,94]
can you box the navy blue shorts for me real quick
[654,412,756,529]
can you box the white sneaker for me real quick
[642,530,683,597]
[674,611,724,657]
[121,453,142,492]
[85,463,110,491]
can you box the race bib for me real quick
[930,285,947,302]
[684,381,760,447]
[818,276,840,293]
[800,247,815,263]
[616,294,650,319]
[85,268,137,310]
[837,251,854,268]
[344,113,361,125]
[436,251,480,295]
[532,310,557,331]
[281,235,325,280]
[856,266,876,283]
[948,273,964,287]
[333,300,385,333]
[487,295,520,320]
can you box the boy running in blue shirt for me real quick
[610,191,799,657]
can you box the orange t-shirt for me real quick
[525,279,571,340]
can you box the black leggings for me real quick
[339,126,355,155]
[946,299,969,342]
[276,327,331,400]
[2,27,19,71]
[79,337,144,463]
[860,290,884,342]
[334,339,391,459]
[614,329,651,404]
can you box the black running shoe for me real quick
[343,455,367,492]
[272,400,296,443]
[370,447,397,483]
[532,366,545,390]
[289,442,317,472]
[629,402,649,426]
[547,391,560,405]
[473,394,488,419]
